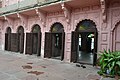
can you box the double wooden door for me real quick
[25,33,41,56]
[71,31,97,66]
[5,33,11,51]
[5,33,24,52]
[44,32,65,60]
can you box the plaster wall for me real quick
[0,0,120,62]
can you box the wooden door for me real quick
[19,33,24,53]
[10,33,19,52]
[44,32,52,58]
[25,33,33,55]
[32,33,38,54]
[8,33,11,51]
[61,32,65,60]
[71,31,78,62]
[93,32,98,66]
[37,32,41,56]
[5,33,8,50]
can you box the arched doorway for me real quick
[5,27,11,51]
[25,24,41,56]
[44,22,65,60]
[32,24,41,55]
[17,26,24,53]
[113,22,120,51]
[71,20,98,65]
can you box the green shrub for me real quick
[97,50,120,77]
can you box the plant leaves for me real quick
[116,61,120,67]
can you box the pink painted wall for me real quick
[0,0,120,62]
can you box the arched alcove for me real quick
[25,24,41,56]
[17,26,24,53]
[5,27,12,51]
[31,24,41,33]
[44,22,65,60]
[71,19,98,65]
[113,22,120,51]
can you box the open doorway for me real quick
[31,24,41,56]
[71,20,98,65]
[51,33,63,60]
[25,24,41,56]
[44,22,65,60]
[77,33,95,64]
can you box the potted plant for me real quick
[97,50,120,79]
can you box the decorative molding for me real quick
[82,6,90,11]
[101,44,107,51]
[35,8,46,27]
[92,5,100,10]
[48,18,66,32]
[101,33,108,41]
[4,16,14,27]
[100,0,107,23]
[0,21,3,30]
[112,9,120,17]
[110,0,120,8]
[61,2,71,24]
[17,13,28,29]
[72,5,100,13]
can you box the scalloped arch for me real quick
[15,22,24,32]
[50,22,64,32]
[17,26,24,33]
[49,21,65,32]
[112,19,120,31]
[75,18,99,31]
[31,24,41,32]
[5,27,12,33]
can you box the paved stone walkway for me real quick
[0,51,116,80]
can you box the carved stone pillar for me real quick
[100,0,107,23]
[61,2,71,30]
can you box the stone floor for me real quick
[77,51,93,64]
[0,50,116,80]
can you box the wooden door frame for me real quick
[44,32,65,60]
[44,32,52,58]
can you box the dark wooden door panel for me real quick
[8,33,11,51]
[71,31,78,62]
[44,32,52,58]
[61,32,65,60]
[5,33,11,51]
[37,32,41,56]
[5,33,8,50]
[93,32,98,66]
[19,33,24,53]
[32,33,38,54]
[10,33,19,52]
[25,33,33,55]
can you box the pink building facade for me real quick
[0,0,120,64]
